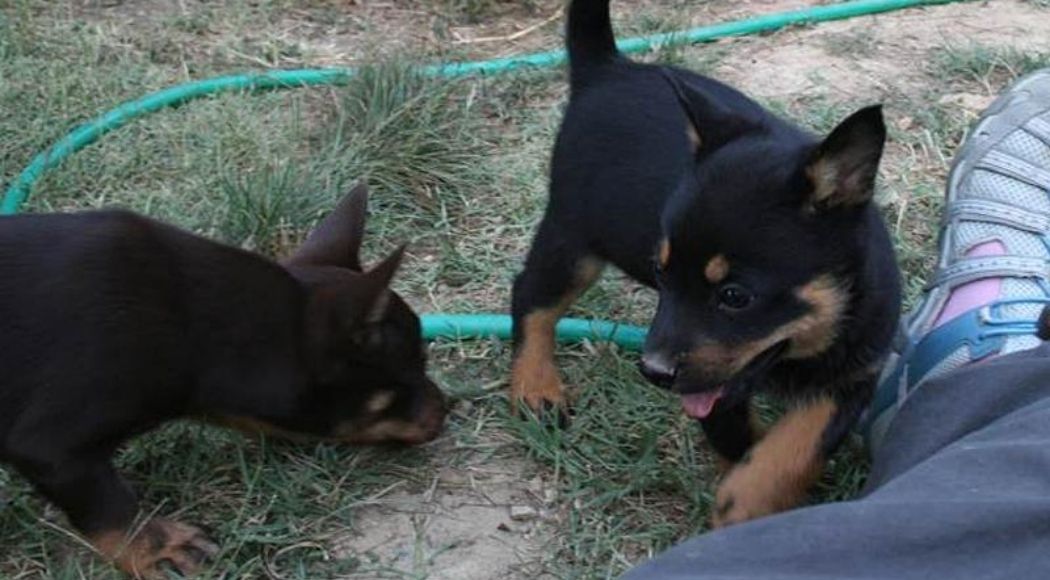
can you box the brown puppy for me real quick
[0,184,446,577]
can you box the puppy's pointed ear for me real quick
[660,68,755,154]
[286,182,369,270]
[354,245,406,325]
[805,105,886,209]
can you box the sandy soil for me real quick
[332,449,557,579]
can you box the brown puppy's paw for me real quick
[710,465,774,528]
[709,462,807,529]
[510,356,569,427]
[91,518,219,579]
[710,398,834,528]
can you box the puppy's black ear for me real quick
[805,105,886,209]
[340,244,405,323]
[358,245,405,324]
[659,68,756,154]
[286,182,369,270]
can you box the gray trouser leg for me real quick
[623,344,1050,580]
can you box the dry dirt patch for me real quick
[715,0,1050,101]
[333,450,556,579]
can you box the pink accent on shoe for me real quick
[933,241,1007,328]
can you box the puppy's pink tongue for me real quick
[681,388,724,419]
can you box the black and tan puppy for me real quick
[510,0,900,526]
[0,184,446,577]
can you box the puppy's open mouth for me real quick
[679,340,789,419]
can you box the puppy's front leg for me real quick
[699,397,759,470]
[16,455,218,578]
[709,390,862,528]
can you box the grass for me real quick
[2,0,1048,577]
[1,421,441,578]
[439,0,542,24]
[508,350,711,573]
[935,42,1050,94]
[217,161,322,254]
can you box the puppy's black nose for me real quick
[639,353,677,389]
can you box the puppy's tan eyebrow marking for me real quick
[704,254,729,284]
[658,239,671,268]
[367,391,395,413]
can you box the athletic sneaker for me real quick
[864,68,1050,451]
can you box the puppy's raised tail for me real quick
[567,0,618,84]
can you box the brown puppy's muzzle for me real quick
[334,379,447,446]
[407,378,448,444]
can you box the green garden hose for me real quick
[0,0,968,348]
[421,313,647,349]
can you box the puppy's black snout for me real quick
[639,353,677,389]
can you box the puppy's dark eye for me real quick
[717,284,753,311]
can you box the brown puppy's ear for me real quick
[659,67,756,154]
[805,105,886,210]
[286,182,369,270]
[358,245,406,324]
[335,245,406,330]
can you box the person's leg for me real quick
[624,68,1050,580]
[625,345,1050,580]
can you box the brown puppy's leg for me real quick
[699,397,764,473]
[511,251,604,421]
[89,518,219,579]
[710,397,837,528]
[14,454,218,578]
